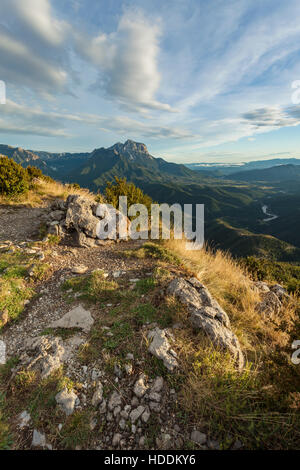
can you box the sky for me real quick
[1,0,300,163]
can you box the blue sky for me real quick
[1,0,300,163]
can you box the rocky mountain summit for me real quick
[0,195,298,451]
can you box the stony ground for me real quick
[1,200,296,451]
[0,203,227,451]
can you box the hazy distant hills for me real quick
[186,158,300,176]
[227,164,300,183]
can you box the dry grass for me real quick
[0,178,96,207]
[162,239,300,449]
[164,239,297,353]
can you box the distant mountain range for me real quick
[227,164,300,183]
[1,140,300,261]
[186,158,300,176]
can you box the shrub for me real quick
[26,165,44,181]
[104,177,153,214]
[0,156,29,196]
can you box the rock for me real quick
[141,408,151,423]
[49,305,94,333]
[23,336,69,379]
[253,281,270,293]
[167,277,244,369]
[119,418,126,430]
[112,433,122,447]
[48,210,65,222]
[99,399,107,414]
[167,277,230,327]
[157,433,172,449]
[149,391,161,402]
[207,439,220,450]
[256,291,282,319]
[65,195,100,239]
[151,377,164,393]
[190,430,207,445]
[190,313,244,370]
[133,374,148,398]
[126,353,134,360]
[108,391,122,411]
[32,430,46,448]
[113,406,121,417]
[92,383,103,407]
[55,388,78,415]
[148,328,178,371]
[0,340,6,364]
[139,436,145,447]
[114,364,122,378]
[130,405,145,423]
[270,284,289,301]
[149,401,161,412]
[232,439,243,450]
[124,363,133,375]
[17,410,31,429]
[72,265,88,274]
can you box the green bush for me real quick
[26,165,44,181]
[241,256,300,293]
[0,156,29,196]
[105,177,153,215]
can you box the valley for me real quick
[1,140,300,262]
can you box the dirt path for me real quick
[0,205,48,243]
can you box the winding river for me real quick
[261,204,278,222]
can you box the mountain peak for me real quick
[108,140,151,159]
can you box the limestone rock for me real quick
[24,336,69,379]
[133,374,148,398]
[167,277,244,369]
[190,312,244,370]
[270,284,289,301]
[256,291,282,319]
[167,277,230,327]
[65,195,100,239]
[0,340,6,364]
[148,328,178,371]
[151,376,164,393]
[130,405,145,423]
[108,391,122,411]
[190,430,207,445]
[55,388,78,415]
[17,410,31,429]
[32,429,46,448]
[49,305,94,333]
[253,281,270,293]
[72,265,88,274]
[92,383,103,407]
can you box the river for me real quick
[262,205,278,222]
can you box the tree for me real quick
[104,177,153,213]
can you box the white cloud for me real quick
[0,29,67,93]
[76,10,174,112]
[2,0,66,46]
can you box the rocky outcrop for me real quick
[254,282,289,319]
[167,277,244,369]
[147,328,178,371]
[21,336,70,379]
[45,195,130,247]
